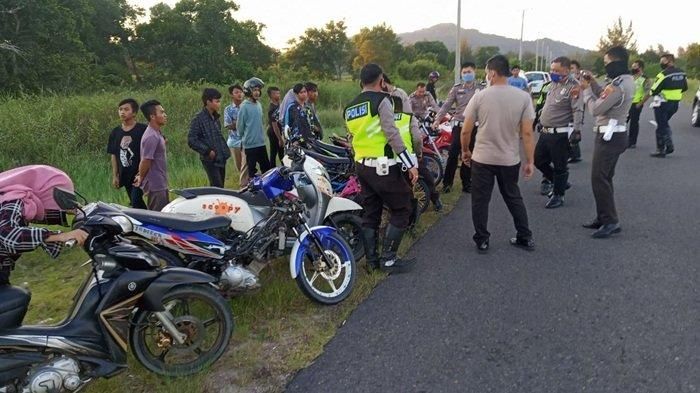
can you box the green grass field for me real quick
[0,79,465,392]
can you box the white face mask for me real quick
[485,70,492,87]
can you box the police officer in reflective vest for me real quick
[534,56,583,209]
[650,54,688,157]
[345,64,419,272]
[627,60,651,148]
[580,46,635,239]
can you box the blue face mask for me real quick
[549,72,565,83]
[462,73,475,82]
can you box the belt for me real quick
[452,120,464,128]
[358,158,399,167]
[594,125,627,133]
[541,126,573,134]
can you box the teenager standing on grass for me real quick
[107,98,147,209]
[134,100,169,211]
[188,88,231,188]
[267,86,284,166]
[225,84,248,185]
[237,78,271,180]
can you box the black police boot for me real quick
[665,141,675,155]
[361,227,380,272]
[651,137,666,157]
[545,194,564,209]
[592,223,622,239]
[379,224,416,273]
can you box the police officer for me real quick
[568,60,584,163]
[409,82,438,120]
[345,64,419,272]
[627,60,651,148]
[534,56,583,209]
[384,74,443,211]
[433,62,480,193]
[650,54,688,157]
[580,46,635,239]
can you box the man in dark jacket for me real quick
[188,88,232,187]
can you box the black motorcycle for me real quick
[0,188,234,392]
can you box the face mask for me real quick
[631,68,640,74]
[461,73,475,82]
[660,62,669,70]
[605,61,629,79]
[549,72,564,83]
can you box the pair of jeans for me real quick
[244,146,272,179]
[124,183,147,209]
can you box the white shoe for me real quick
[649,120,657,127]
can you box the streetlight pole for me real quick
[518,9,525,66]
[455,0,462,85]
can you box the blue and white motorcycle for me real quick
[119,148,357,305]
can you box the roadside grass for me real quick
[683,78,699,104]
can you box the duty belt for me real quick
[541,126,573,134]
[594,125,627,133]
[359,158,399,167]
[452,120,464,128]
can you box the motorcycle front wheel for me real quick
[129,285,234,377]
[296,232,356,305]
[423,153,444,186]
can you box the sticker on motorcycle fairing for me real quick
[202,200,241,215]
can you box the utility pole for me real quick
[535,38,539,71]
[518,9,525,66]
[455,0,462,85]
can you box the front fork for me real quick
[292,214,334,269]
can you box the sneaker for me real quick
[476,241,489,254]
[540,181,553,196]
[509,237,535,251]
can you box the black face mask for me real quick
[660,62,669,70]
[605,61,629,79]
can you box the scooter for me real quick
[0,188,234,392]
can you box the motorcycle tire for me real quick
[129,285,234,377]
[325,212,365,261]
[413,178,430,214]
[295,232,356,305]
[423,153,444,186]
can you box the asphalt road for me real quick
[287,104,700,393]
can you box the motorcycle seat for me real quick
[0,286,30,329]
[303,149,354,167]
[175,187,272,207]
[311,139,352,157]
[121,208,232,232]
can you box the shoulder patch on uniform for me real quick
[345,101,369,121]
[600,85,615,99]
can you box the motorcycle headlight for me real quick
[112,215,134,233]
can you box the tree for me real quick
[134,0,274,84]
[475,46,500,68]
[285,20,350,80]
[682,43,700,79]
[410,41,450,67]
[597,17,638,54]
[350,24,403,73]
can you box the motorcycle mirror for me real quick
[53,187,79,210]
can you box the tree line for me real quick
[1,1,698,96]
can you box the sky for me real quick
[132,0,696,54]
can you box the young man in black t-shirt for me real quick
[267,87,284,166]
[107,98,147,208]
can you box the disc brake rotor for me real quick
[318,250,343,281]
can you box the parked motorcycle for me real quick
[155,148,358,305]
[0,188,234,392]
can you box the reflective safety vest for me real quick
[651,70,686,102]
[344,91,413,161]
[632,76,647,104]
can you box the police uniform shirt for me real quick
[409,91,438,119]
[436,83,479,122]
[583,75,635,126]
[539,77,584,130]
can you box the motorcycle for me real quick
[0,188,234,392]
[154,148,358,305]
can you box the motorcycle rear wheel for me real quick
[129,285,233,377]
[325,212,364,261]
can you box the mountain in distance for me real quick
[398,23,592,58]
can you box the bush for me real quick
[396,59,445,81]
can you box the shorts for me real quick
[227,131,242,149]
